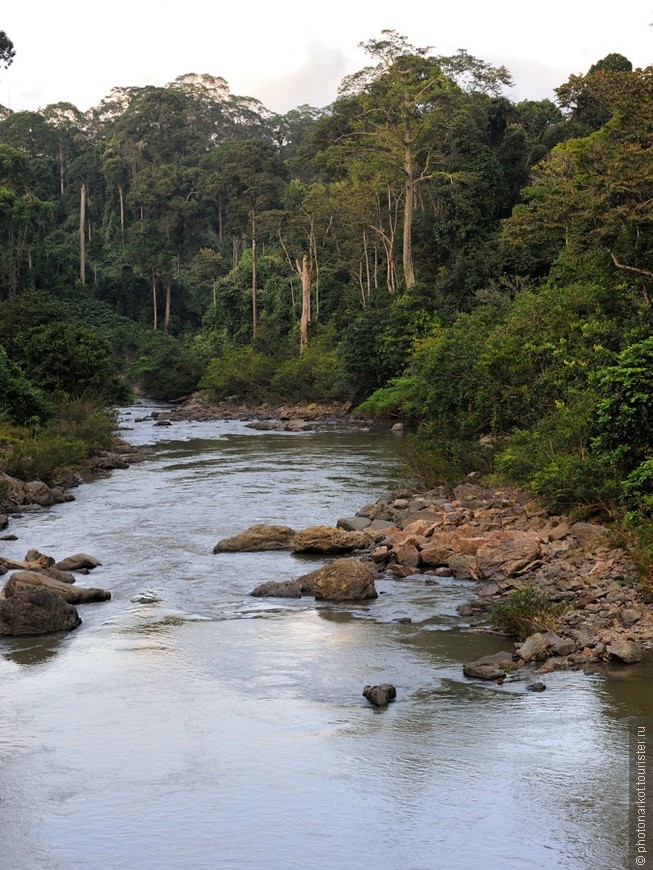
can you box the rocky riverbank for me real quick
[214,481,653,675]
[158,393,381,432]
[0,437,145,537]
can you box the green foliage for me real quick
[199,347,276,401]
[488,587,566,638]
[126,332,210,401]
[0,344,51,425]
[270,338,344,402]
[0,400,116,482]
[398,434,495,492]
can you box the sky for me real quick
[1,1,652,114]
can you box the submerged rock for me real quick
[55,553,102,571]
[0,587,82,636]
[250,580,302,598]
[363,684,397,706]
[463,651,515,681]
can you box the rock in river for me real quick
[3,570,111,604]
[301,558,378,602]
[213,524,296,552]
[0,587,82,636]
[363,684,397,706]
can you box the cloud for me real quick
[237,41,354,112]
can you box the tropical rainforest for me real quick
[0,30,651,574]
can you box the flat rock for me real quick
[55,553,102,571]
[250,580,302,598]
[290,526,373,554]
[213,524,296,552]
[336,516,371,532]
[4,571,110,604]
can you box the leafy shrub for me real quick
[398,433,495,492]
[199,347,275,401]
[488,586,566,638]
[270,340,344,402]
[0,345,51,425]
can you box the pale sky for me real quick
[1,1,652,114]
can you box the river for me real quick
[0,406,650,869]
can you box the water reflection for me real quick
[0,414,637,869]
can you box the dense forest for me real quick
[0,30,651,575]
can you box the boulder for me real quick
[336,516,372,532]
[569,522,610,550]
[3,571,110,604]
[0,587,82,636]
[446,553,479,580]
[607,638,643,664]
[306,558,377,601]
[475,530,543,581]
[515,632,550,663]
[213,524,296,553]
[20,481,55,507]
[290,526,373,554]
[463,651,515,680]
[0,514,7,530]
[250,580,302,598]
[363,683,397,706]
[526,682,547,692]
[54,553,102,571]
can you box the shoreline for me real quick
[2,396,651,671]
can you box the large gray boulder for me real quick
[3,570,110,604]
[301,558,378,601]
[0,587,82,635]
[213,524,296,553]
[290,526,373,554]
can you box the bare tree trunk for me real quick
[59,140,65,196]
[298,254,311,353]
[218,201,224,243]
[403,144,416,289]
[79,183,86,284]
[231,236,238,270]
[363,229,371,299]
[118,185,125,245]
[251,211,257,340]
[152,271,158,331]
[164,283,171,333]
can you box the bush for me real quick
[488,586,566,638]
[270,340,344,402]
[0,400,116,482]
[398,433,495,492]
[199,347,275,401]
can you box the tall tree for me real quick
[0,30,15,69]
[338,31,511,289]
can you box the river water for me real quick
[0,407,650,870]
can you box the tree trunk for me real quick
[251,211,257,340]
[164,283,171,333]
[402,143,416,288]
[152,271,158,331]
[58,140,65,196]
[79,183,86,284]
[118,185,125,245]
[299,254,311,353]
